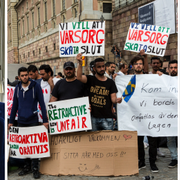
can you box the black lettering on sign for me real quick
[148,122,171,132]
[10,150,17,156]
[9,127,19,134]
[141,83,161,93]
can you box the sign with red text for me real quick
[7,86,16,119]
[9,126,50,159]
[47,97,92,135]
[59,21,105,57]
[115,74,178,136]
[124,23,171,56]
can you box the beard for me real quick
[21,78,29,84]
[66,72,75,79]
[170,71,177,76]
[134,68,142,74]
[96,70,105,76]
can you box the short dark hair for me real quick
[168,60,177,67]
[151,56,161,63]
[105,62,111,67]
[27,65,38,73]
[131,55,144,65]
[15,76,18,80]
[58,72,63,77]
[39,64,53,76]
[18,67,28,76]
[119,63,126,70]
[94,58,104,67]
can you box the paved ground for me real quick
[8,148,177,180]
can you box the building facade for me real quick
[112,0,178,66]
[8,0,114,74]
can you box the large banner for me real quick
[124,23,170,56]
[116,75,178,136]
[9,126,50,159]
[59,21,105,57]
[47,97,92,135]
[40,131,138,176]
[7,86,15,119]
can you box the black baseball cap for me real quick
[63,61,75,69]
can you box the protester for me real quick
[50,61,86,102]
[27,65,42,83]
[8,76,19,87]
[117,63,128,76]
[104,62,116,79]
[111,45,121,58]
[56,72,64,79]
[8,67,48,179]
[167,60,178,168]
[76,53,122,131]
[130,54,158,172]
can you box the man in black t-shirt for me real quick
[50,61,85,102]
[76,53,122,131]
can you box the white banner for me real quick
[47,97,92,135]
[116,74,178,136]
[9,125,50,159]
[124,23,170,56]
[59,21,105,57]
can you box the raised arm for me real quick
[76,53,88,83]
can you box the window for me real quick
[54,43,56,50]
[45,46,48,52]
[26,1,28,9]
[38,7,40,26]
[24,54,25,58]
[33,50,35,56]
[22,19,25,35]
[62,15,65,23]
[27,16,29,33]
[28,52,30,57]
[32,11,34,29]
[74,8,77,18]
[62,0,65,10]
[74,0,77,3]
[103,3,112,13]
[53,0,56,16]
[39,48,41,54]
[9,26,11,41]
[18,23,21,38]
[45,1,47,21]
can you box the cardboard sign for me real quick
[59,21,105,57]
[47,97,92,135]
[124,23,171,56]
[40,131,138,176]
[9,126,50,159]
[115,74,178,136]
[7,86,15,119]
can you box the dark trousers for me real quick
[18,122,39,170]
[138,136,157,164]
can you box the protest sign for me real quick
[47,97,92,135]
[40,131,138,176]
[59,21,105,57]
[7,86,16,119]
[115,74,178,136]
[124,23,170,56]
[9,125,50,159]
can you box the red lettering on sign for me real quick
[96,30,104,44]
[74,30,81,43]
[82,117,87,128]
[77,116,80,129]
[143,31,150,42]
[137,30,144,41]
[160,34,168,45]
[154,33,162,44]
[69,30,74,43]
[71,119,76,130]
[88,29,96,43]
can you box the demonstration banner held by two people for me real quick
[9,126,50,159]
[116,74,178,136]
[59,21,105,57]
[124,23,170,56]
[47,97,92,135]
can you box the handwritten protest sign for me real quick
[124,23,171,56]
[7,86,16,119]
[40,131,138,176]
[47,97,92,135]
[116,74,178,136]
[9,126,50,159]
[59,21,105,57]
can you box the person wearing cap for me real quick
[50,61,86,102]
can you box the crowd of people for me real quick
[8,50,178,179]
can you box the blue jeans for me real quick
[91,116,113,131]
[167,137,177,160]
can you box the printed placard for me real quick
[59,21,105,57]
[47,97,92,135]
[124,23,171,56]
[9,126,50,159]
[116,74,178,136]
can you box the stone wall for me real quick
[112,0,178,65]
